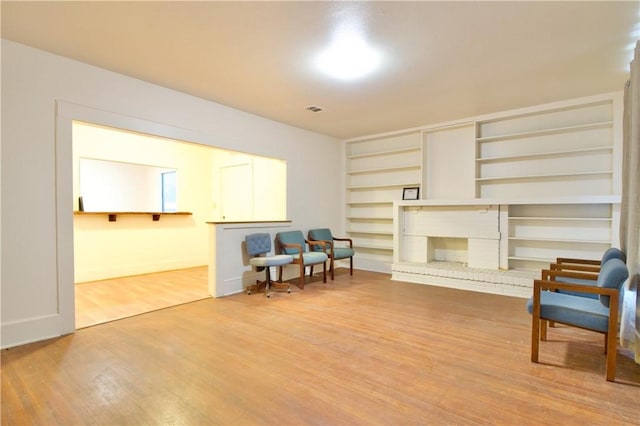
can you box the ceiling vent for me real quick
[306,105,323,112]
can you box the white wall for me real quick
[1,40,341,348]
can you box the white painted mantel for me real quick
[392,196,621,298]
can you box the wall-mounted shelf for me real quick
[476,170,612,182]
[507,236,611,244]
[74,211,193,222]
[475,120,613,142]
[509,216,612,221]
[347,146,421,159]
[476,146,613,163]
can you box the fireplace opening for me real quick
[427,237,468,264]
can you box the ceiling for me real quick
[2,1,638,140]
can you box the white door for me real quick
[220,163,252,221]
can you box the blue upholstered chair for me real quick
[542,248,626,299]
[245,233,293,297]
[275,230,328,289]
[308,228,354,280]
[526,258,629,381]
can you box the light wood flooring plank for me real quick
[75,266,210,328]
[3,269,639,425]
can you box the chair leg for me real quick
[605,297,620,381]
[265,267,291,295]
[309,265,314,277]
[264,267,272,297]
[531,317,540,363]
[349,256,353,276]
[322,261,327,283]
[531,291,541,363]
[540,320,548,341]
[605,331,617,381]
[330,256,335,280]
[299,262,305,289]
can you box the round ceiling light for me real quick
[315,33,382,81]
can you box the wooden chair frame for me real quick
[531,278,620,381]
[314,236,353,281]
[276,236,327,289]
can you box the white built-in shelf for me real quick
[347,216,393,221]
[347,182,421,190]
[508,236,611,244]
[347,215,393,221]
[509,216,612,222]
[476,146,613,163]
[346,230,393,236]
[347,146,421,159]
[352,243,393,251]
[508,256,554,263]
[347,164,420,175]
[476,121,613,142]
[476,170,612,182]
[346,201,393,206]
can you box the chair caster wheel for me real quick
[246,290,251,295]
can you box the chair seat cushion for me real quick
[292,252,328,265]
[250,254,293,267]
[331,247,354,259]
[526,291,610,333]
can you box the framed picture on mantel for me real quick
[402,187,420,200]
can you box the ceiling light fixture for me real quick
[315,30,382,81]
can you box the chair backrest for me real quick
[245,233,272,256]
[277,231,306,255]
[597,258,629,307]
[308,228,332,252]
[601,248,626,264]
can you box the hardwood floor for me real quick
[75,266,210,328]
[3,269,639,425]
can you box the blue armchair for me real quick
[276,230,328,289]
[526,258,629,381]
[308,228,354,280]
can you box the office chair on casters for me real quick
[245,233,293,297]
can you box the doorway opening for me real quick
[72,121,287,328]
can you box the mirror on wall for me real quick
[78,158,177,212]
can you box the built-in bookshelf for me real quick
[345,132,422,271]
[506,202,614,270]
[475,99,615,198]
[343,92,622,277]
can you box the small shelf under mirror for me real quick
[74,211,193,222]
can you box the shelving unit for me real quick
[345,132,422,271]
[344,92,622,279]
[507,203,614,270]
[475,100,615,199]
